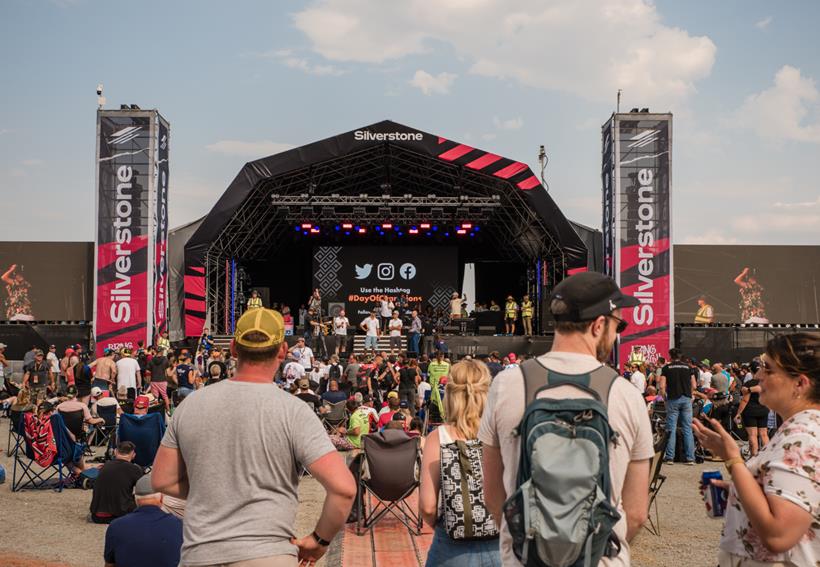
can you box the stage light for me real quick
[474,226,480,232]
[469,233,475,237]
[294,226,300,232]
[303,231,308,236]
[301,223,312,229]
[342,223,353,230]
[457,229,467,235]
[461,223,473,229]
[420,223,431,230]
[398,232,404,237]
[335,225,340,231]
[432,226,439,231]
[344,231,351,235]
[444,232,450,237]
[310,227,320,234]
[382,223,393,230]
[409,228,419,235]
[426,232,432,237]
[358,227,367,234]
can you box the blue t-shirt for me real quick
[104,505,182,567]
[175,364,193,389]
[322,389,347,405]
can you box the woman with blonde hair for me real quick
[420,359,500,566]
[695,333,820,566]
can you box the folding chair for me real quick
[645,430,670,536]
[356,429,422,536]
[12,413,82,492]
[117,412,166,469]
[322,400,347,435]
[89,403,118,455]
[6,408,27,455]
[58,408,93,457]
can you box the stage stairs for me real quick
[209,334,406,357]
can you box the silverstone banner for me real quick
[312,246,457,319]
[611,113,673,367]
[94,110,169,356]
[153,118,170,338]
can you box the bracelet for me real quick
[724,456,745,475]
[312,530,331,547]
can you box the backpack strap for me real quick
[520,357,619,409]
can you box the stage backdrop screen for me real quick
[313,246,458,319]
[674,245,820,324]
[0,242,93,321]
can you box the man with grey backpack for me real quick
[479,272,654,566]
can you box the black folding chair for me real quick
[356,429,422,536]
[58,408,93,457]
[89,403,118,455]
[6,408,28,456]
[322,400,347,435]
[645,430,670,536]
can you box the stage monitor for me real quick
[0,242,93,321]
[312,246,457,320]
[674,245,820,324]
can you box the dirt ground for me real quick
[0,419,721,567]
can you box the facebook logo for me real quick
[399,263,417,280]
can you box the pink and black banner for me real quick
[153,119,170,340]
[609,113,673,367]
[94,110,170,356]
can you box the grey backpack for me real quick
[503,359,622,567]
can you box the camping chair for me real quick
[322,400,347,435]
[6,408,27,455]
[421,389,445,434]
[58,408,94,457]
[12,412,82,492]
[356,429,422,536]
[645,430,670,535]
[117,412,166,469]
[89,403,118,456]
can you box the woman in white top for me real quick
[420,359,500,566]
[694,333,820,567]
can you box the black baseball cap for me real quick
[550,272,639,322]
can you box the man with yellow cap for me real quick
[152,308,356,567]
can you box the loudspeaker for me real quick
[327,302,345,318]
[540,298,555,334]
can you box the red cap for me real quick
[508,353,517,363]
[134,396,150,410]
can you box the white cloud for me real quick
[732,65,820,143]
[0,128,10,135]
[480,133,497,141]
[409,70,457,95]
[493,116,523,130]
[206,140,294,158]
[246,48,344,76]
[292,0,716,104]
[754,16,772,30]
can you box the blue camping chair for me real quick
[12,413,83,492]
[117,413,165,469]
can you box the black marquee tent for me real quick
[183,120,588,336]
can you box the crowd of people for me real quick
[1,272,820,567]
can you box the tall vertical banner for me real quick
[601,117,615,278]
[153,118,170,339]
[608,113,673,367]
[94,110,170,356]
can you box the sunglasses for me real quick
[607,314,628,334]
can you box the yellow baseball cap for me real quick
[234,308,285,349]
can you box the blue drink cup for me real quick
[701,470,727,517]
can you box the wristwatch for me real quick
[312,530,331,547]
[724,456,744,475]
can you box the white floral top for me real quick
[720,409,820,565]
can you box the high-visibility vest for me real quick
[628,350,645,366]
[521,301,533,318]
[157,337,170,351]
[694,304,713,324]
[505,302,518,318]
[247,297,263,310]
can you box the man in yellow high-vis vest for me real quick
[504,295,518,336]
[694,295,714,324]
[247,290,263,311]
[521,294,533,336]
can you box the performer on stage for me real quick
[504,295,518,335]
[449,292,462,320]
[333,308,350,356]
[307,288,322,316]
[521,294,534,336]
[694,295,714,324]
[246,289,263,311]
[734,267,769,324]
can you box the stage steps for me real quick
[208,334,407,356]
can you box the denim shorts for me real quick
[425,522,501,567]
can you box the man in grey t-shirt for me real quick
[153,309,356,567]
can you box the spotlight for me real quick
[358,227,367,234]
[294,226,300,232]
[342,223,353,230]
[310,227,320,234]
[461,223,473,229]
[444,232,450,237]
[432,226,439,231]
[382,223,393,230]
[420,223,431,230]
[474,226,480,232]
[409,228,419,235]
[301,223,312,229]
[335,225,340,231]
[344,231,350,235]
[457,229,467,235]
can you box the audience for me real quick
[90,441,144,524]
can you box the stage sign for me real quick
[0,242,93,321]
[94,110,170,356]
[312,246,457,320]
[608,113,673,367]
[674,245,820,324]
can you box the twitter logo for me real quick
[355,264,373,279]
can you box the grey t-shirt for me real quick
[161,379,335,565]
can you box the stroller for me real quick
[695,397,751,461]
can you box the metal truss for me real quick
[204,144,571,333]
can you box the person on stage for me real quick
[694,295,714,324]
[246,290,263,311]
[308,288,322,316]
[520,294,533,336]
[333,308,350,356]
[361,311,381,357]
[379,295,393,332]
[504,295,518,335]
[734,267,769,324]
[449,292,462,320]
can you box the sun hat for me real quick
[234,308,285,348]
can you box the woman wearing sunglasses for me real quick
[694,333,820,566]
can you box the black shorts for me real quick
[742,412,768,428]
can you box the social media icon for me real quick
[377,263,395,280]
[399,263,416,280]
[354,264,372,279]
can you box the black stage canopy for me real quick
[184,120,587,336]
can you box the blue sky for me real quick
[1,0,819,244]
